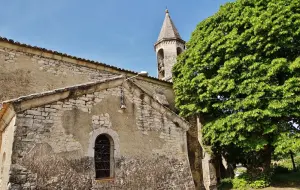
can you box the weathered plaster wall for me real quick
[0,47,117,101]
[0,116,16,190]
[9,87,194,189]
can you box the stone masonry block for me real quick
[26,110,42,116]
[45,108,56,113]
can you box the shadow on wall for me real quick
[20,143,93,190]
[17,143,193,190]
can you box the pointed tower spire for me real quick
[157,9,183,42]
[154,9,185,81]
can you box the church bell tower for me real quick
[154,9,185,81]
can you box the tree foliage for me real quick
[173,0,300,167]
[273,130,300,155]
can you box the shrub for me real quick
[232,171,271,189]
[249,179,270,189]
[232,177,248,190]
[218,178,233,190]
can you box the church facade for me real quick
[0,10,218,190]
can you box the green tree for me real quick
[173,0,300,173]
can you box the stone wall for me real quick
[0,47,117,101]
[8,86,195,189]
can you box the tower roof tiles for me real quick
[157,9,183,42]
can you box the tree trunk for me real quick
[261,145,272,172]
[247,145,272,179]
[290,151,296,172]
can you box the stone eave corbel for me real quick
[154,38,186,49]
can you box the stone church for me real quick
[0,10,218,190]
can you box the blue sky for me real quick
[0,0,231,77]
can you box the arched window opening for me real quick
[177,47,183,56]
[94,134,113,179]
[157,49,165,79]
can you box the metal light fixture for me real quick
[120,71,148,109]
[124,71,148,81]
[120,86,127,109]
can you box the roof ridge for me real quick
[0,36,172,85]
[0,76,191,131]
[1,75,123,104]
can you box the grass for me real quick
[219,173,300,190]
[271,171,300,188]
[218,155,300,189]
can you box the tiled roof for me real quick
[0,36,171,85]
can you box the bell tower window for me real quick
[157,49,165,79]
[177,47,183,56]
